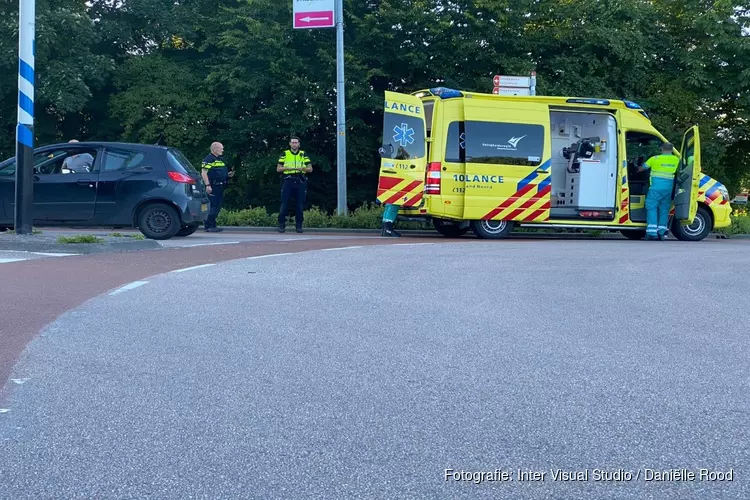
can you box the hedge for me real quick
[216,203,750,236]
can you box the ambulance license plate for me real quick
[201,203,208,212]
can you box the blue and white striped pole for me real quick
[15,0,35,234]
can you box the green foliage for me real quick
[57,235,103,244]
[109,232,146,240]
[0,0,749,207]
[715,214,750,236]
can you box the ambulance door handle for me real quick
[383,169,397,174]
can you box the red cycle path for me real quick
[0,237,425,389]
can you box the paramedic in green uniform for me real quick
[639,142,680,240]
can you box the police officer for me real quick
[639,142,679,240]
[276,137,312,233]
[201,141,234,232]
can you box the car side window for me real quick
[34,148,98,175]
[102,149,146,172]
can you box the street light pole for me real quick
[334,0,347,215]
[15,0,35,234]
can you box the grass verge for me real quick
[57,235,104,244]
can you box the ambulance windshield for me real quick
[381,112,425,160]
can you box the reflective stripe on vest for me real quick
[647,154,679,180]
[281,150,307,174]
[203,160,225,169]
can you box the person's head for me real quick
[661,142,673,154]
[289,137,300,152]
[68,139,79,144]
[210,142,224,156]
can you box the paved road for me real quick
[1,238,747,499]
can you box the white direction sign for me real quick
[493,87,531,96]
[493,75,532,88]
[293,0,335,29]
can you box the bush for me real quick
[716,214,750,236]
[216,203,430,230]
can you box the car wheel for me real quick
[176,223,200,237]
[471,219,514,239]
[620,229,646,240]
[672,205,712,241]
[432,219,468,238]
[137,203,181,240]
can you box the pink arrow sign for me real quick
[294,11,334,29]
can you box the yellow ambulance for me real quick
[376,87,732,241]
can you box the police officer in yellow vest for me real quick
[201,141,234,232]
[639,142,679,240]
[276,137,313,233]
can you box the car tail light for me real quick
[167,171,196,184]
[425,162,442,195]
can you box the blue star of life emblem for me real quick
[393,123,415,147]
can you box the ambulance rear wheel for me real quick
[472,220,514,239]
[432,219,468,238]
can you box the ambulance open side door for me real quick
[673,125,701,224]
[376,92,428,208]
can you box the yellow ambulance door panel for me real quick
[377,92,428,208]
[462,99,551,222]
[674,125,701,224]
[438,120,465,219]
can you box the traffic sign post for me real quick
[492,72,536,97]
[292,0,346,215]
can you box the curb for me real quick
[0,237,162,254]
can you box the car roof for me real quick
[37,141,172,151]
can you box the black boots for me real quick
[381,221,401,237]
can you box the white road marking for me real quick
[246,253,294,260]
[171,263,216,273]
[0,258,27,264]
[177,241,241,248]
[0,409,9,414]
[109,280,149,296]
[321,246,363,251]
[10,378,29,385]
[30,252,80,257]
[276,237,312,241]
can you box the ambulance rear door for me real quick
[377,92,428,208]
[673,125,701,224]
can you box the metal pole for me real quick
[530,71,537,96]
[15,0,35,235]
[335,0,347,215]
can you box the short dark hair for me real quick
[290,136,299,142]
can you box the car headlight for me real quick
[717,185,729,200]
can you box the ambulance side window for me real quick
[445,121,465,162]
[464,121,544,166]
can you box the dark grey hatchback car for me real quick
[0,142,210,239]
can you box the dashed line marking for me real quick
[10,378,29,385]
[0,258,27,264]
[321,246,363,251]
[246,253,294,260]
[171,263,216,273]
[109,280,149,296]
[0,409,9,414]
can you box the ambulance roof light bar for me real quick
[429,87,463,99]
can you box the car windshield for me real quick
[167,148,200,176]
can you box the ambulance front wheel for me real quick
[472,219,514,239]
[671,205,712,241]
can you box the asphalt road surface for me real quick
[1,237,748,499]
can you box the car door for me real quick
[673,126,701,224]
[96,147,156,224]
[0,158,16,221]
[33,148,100,221]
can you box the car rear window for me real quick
[167,149,200,175]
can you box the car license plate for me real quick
[201,203,208,212]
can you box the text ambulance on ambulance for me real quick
[376,88,732,241]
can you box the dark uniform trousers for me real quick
[279,175,307,229]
